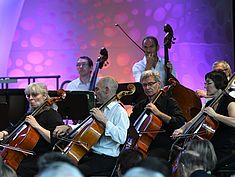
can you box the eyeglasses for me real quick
[142,82,157,87]
[26,93,40,98]
[76,62,88,67]
[204,82,213,86]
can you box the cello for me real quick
[53,84,136,165]
[0,89,65,171]
[123,79,176,156]
[177,73,235,142]
[170,73,235,173]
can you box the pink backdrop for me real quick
[1,0,233,92]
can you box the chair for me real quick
[60,80,71,89]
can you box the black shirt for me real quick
[190,170,216,177]
[208,94,235,163]
[129,94,186,153]
[4,108,64,177]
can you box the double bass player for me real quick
[132,36,176,86]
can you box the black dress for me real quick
[207,94,235,167]
[5,108,64,177]
[129,94,186,158]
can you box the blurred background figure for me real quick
[37,152,75,171]
[124,167,165,177]
[37,162,84,177]
[115,149,144,177]
[139,157,172,177]
[178,139,217,177]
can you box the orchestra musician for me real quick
[53,76,130,176]
[0,83,64,177]
[196,60,235,99]
[66,56,96,91]
[132,36,176,86]
[129,70,186,159]
[172,71,235,171]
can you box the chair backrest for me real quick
[60,80,71,89]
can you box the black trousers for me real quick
[17,155,39,177]
[77,152,117,177]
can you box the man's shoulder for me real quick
[133,57,146,68]
[66,78,81,90]
[69,78,81,83]
[67,78,80,86]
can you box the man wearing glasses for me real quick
[66,56,94,91]
[128,70,186,160]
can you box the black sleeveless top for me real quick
[207,94,235,162]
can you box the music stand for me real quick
[117,82,146,105]
[0,89,28,130]
[49,91,95,123]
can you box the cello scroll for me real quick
[116,84,136,100]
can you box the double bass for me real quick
[0,89,65,170]
[116,23,202,122]
[53,84,136,164]
[89,47,108,91]
[163,24,202,122]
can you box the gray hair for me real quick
[37,162,84,177]
[212,60,232,77]
[25,82,58,112]
[25,82,48,97]
[99,76,118,95]
[179,139,217,174]
[140,70,161,83]
[124,167,165,177]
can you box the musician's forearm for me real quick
[181,121,192,131]
[36,126,51,143]
[159,112,171,124]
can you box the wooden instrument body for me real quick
[124,114,162,156]
[0,125,40,170]
[54,85,136,164]
[0,90,65,170]
[62,119,104,164]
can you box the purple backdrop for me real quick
[1,0,233,91]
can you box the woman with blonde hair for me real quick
[0,83,64,177]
